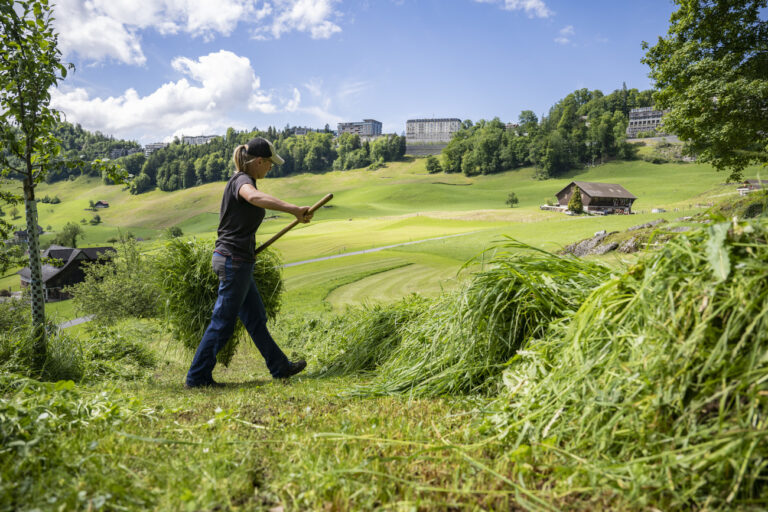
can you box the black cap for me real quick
[245,137,284,165]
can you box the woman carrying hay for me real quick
[185,137,310,388]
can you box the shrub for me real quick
[567,186,583,213]
[0,301,84,382]
[66,238,160,324]
[165,226,183,238]
[154,238,283,366]
[425,155,442,174]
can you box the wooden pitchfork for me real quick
[254,193,333,256]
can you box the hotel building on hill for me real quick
[406,118,461,143]
[626,107,669,138]
[337,119,382,137]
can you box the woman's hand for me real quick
[294,206,313,223]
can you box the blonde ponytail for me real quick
[232,144,248,173]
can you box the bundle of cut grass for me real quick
[154,238,283,366]
[355,241,610,396]
[282,294,429,376]
[492,219,768,509]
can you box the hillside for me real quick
[1,157,763,307]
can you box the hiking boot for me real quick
[275,359,306,379]
[184,379,226,389]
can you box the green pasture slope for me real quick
[4,156,768,510]
[1,156,762,306]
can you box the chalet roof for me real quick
[18,246,115,284]
[744,179,768,186]
[557,181,637,200]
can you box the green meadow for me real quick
[3,154,760,304]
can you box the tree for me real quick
[0,0,72,367]
[505,192,519,208]
[88,199,96,210]
[568,186,584,214]
[9,206,19,220]
[53,222,85,248]
[0,190,25,273]
[90,214,101,225]
[642,0,768,180]
[165,226,183,238]
[425,155,442,174]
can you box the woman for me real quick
[185,137,312,388]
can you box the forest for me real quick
[38,85,654,194]
[437,85,655,178]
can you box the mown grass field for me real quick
[2,152,761,307]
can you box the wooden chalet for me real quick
[94,200,110,208]
[555,181,637,214]
[18,245,116,301]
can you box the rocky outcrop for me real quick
[563,231,618,257]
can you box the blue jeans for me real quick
[186,253,290,386]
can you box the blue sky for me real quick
[49,0,677,144]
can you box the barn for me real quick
[18,245,116,301]
[555,181,637,215]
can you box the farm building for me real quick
[554,181,637,215]
[94,200,110,208]
[18,245,116,301]
[13,226,44,243]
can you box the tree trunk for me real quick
[23,178,46,371]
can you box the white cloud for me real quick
[555,25,574,45]
[51,50,343,140]
[255,0,342,40]
[474,0,553,18]
[51,50,278,141]
[337,80,370,100]
[54,0,342,65]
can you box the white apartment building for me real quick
[406,118,461,143]
[337,119,382,137]
[626,107,669,138]
[144,142,169,156]
[181,135,218,145]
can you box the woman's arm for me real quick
[238,183,313,223]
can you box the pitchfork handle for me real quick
[254,193,333,256]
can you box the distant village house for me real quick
[543,181,637,215]
[94,200,110,208]
[13,225,44,243]
[18,245,116,301]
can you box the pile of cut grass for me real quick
[354,242,610,396]
[282,242,609,397]
[281,294,429,376]
[490,218,768,509]
[154,238,283,366]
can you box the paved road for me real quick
[281,231,479,268]
[58,315,94,329]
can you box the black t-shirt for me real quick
[214,172,265,262]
